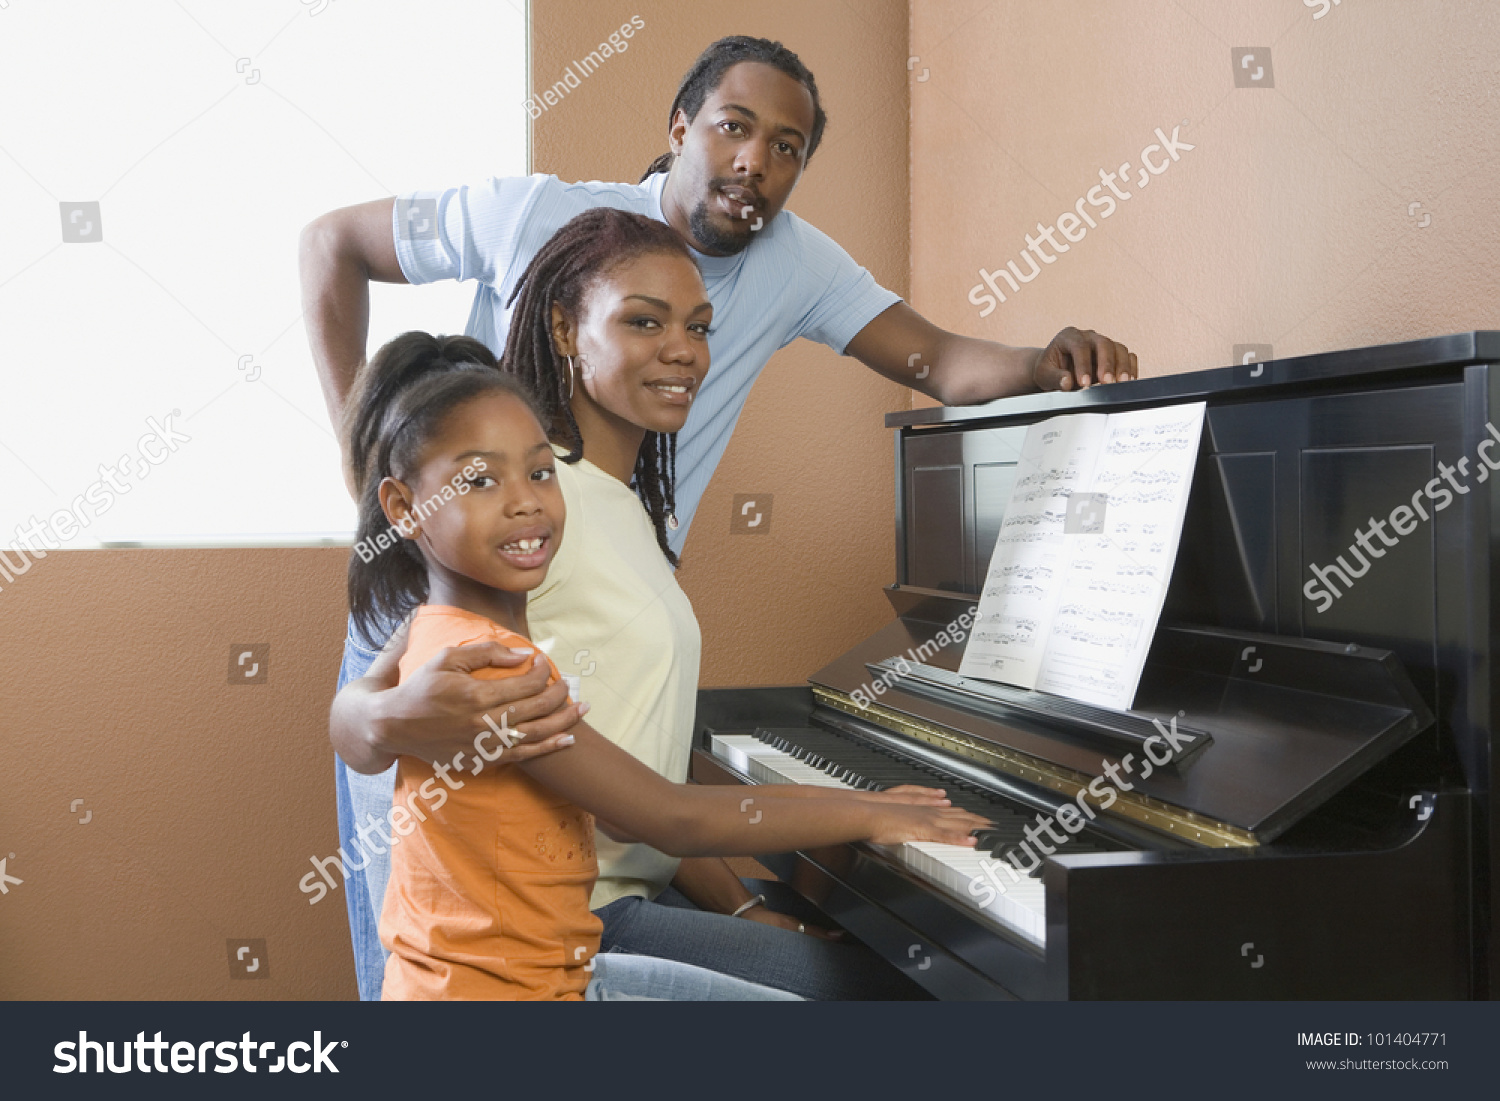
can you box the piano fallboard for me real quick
[810,619,1434,844]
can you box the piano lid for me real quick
[808,593,1434,845]
[884,330,1500,429]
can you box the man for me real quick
[300,35,1137,1000]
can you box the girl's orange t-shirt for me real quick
[378,605,601,1000]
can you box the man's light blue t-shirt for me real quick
[392,171,902,556]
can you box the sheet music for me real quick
[958,413,1109,689]
[959,402,1206,710]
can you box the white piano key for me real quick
[712,734,862,790]
[928,844,1045,946]
[710,734,1047,948]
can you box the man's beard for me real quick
[687,197,753,257]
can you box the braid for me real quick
[501,221,592,463]
[630,432,680,569]
[638,152,675,184]
[501,208,694,566]
[640,36,828,181]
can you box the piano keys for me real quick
[708,728,1066,947]
[692,332,1500,1000]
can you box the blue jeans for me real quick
[334,619,398,1002]
[585,953,802,1001]
[598,884,928,1001]
[332,619,927,1001]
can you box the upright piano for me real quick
[693,332,1499,999]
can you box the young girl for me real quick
[344,332,990,1000]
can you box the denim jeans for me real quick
[597,884,929,1001]
[584,952,802,1001]
[332,618,926,1002]
[334,619,398,1002]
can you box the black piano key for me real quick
[979,827,1026,853]
[972,829,1006,850]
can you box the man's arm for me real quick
[298,197,407,445]
[844,301,1138,405]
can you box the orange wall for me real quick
[909,0,1499,385]
[0,549,355,999]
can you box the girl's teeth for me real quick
[504,538,543,553]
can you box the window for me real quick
[0,0,529,547]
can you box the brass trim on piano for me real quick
[813,686,1259,850]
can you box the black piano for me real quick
[693,331,1499,999]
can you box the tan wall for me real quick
[909,0,1499,391]
[534,0,915,687]
[1,549,355,999]
[1,3,912,999]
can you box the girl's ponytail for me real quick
[343,332,496,497]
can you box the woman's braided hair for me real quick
[639,35,827,182]
[501,207,699,567]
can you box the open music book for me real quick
[958,402,1207,710]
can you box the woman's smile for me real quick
[644,375,697,407]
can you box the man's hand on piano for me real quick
[1033,327,1138,392]
[866,805,993,848]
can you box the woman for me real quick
[334,208,937,999]
[339,331,982,999]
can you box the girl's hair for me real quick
[501,207,697,568]
[344,331,544,642]
[639,36,827,182]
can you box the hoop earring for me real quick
[565,354,575,400]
